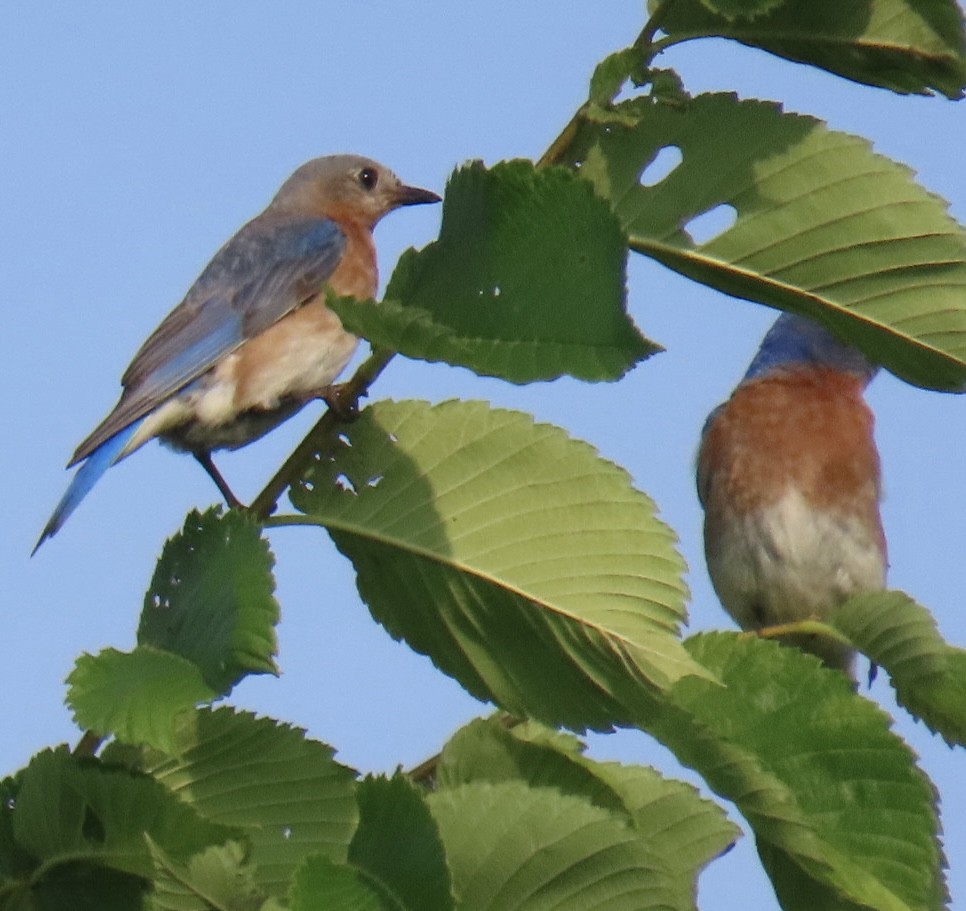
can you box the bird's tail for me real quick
[33,420,143,554]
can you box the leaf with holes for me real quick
[831,589,966,748]
[289,399,704,730]
[653,0,966,96]
[563,92,966,390]
[645,633,944,911]
[138,509,280,695]
[328,160,658,383]
[140,708,358,898]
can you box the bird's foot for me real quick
[321,383,362,421]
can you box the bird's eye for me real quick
[358,167,378,190]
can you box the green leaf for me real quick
[589,48,651,103]
[646,633,944,911]
[142,708,357,898]
[328,160,657,383]
[7,748,234,883]
[147,838,263,911]
[350,776,452,910]
[428,780,679,910]
[438,717,737,910]
[832,590,966,747]
[698,0,786,21]
[8,866,149,911]
[67,647,215,754]
[288,855,392,911]
[563,92,966,391]
[288,399,704,730]
[138,509,279,695]
[654,0,966,97]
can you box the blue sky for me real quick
[4,3,965,907]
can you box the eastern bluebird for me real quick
[696,313,886,673]
[35,155,440,551]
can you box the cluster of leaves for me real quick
[10,0,966,908]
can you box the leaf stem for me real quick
[635,0,680,52]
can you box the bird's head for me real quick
[270,154,440,228]
[743,313,879,387]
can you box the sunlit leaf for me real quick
[428,781,678,910]
[67,647,214,754]
[147,838,262,911]
[437,716,737,909]
[289,399,703,731]
[833,589,966,747]
[653,0,966,96]
[563,92,966,390]
[646,633,944,911]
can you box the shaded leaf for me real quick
[142,708,357,898]
[428,781,678,910]
[654,0,966,97]
[645,633,944,911]
[563,92,966,390]
[138,509,279,695]
[329,160,657,383]
[289,399,703,731]
[350,776,452,910]
[832,589,966,747]
[7,748,233,883]
[67,647,214,754]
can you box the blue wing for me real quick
[70,216,346,464]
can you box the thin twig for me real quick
[73,730,104,758]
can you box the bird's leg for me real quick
[193,451,245,510]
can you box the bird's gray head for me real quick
[743,313,879,386]
[269,154,440,227]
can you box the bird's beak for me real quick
[394,184,442,207]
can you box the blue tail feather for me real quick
[33,420,144,554]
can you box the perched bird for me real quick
[35,155,440,551]
[696,313,886,673]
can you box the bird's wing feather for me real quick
[70,217,346,464]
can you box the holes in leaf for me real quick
[683,204,737,245]
[335,473,357,495]
[640,146,682,187]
